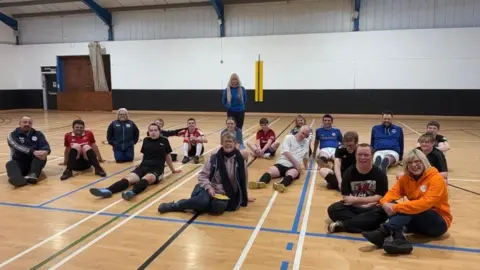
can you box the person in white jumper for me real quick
[248,125,312,193]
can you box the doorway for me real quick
[41,66,58,110]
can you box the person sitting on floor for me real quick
[362,149,452,255]
[90,123,182,200]
[326,143,389,233]
[424,120,451,153]
[371,111,404,172]
[313,114,343,168]
[291,114,313,157]
[397,133,448,181]
[247,118,280,159]
[221,117,249,160]
[249,125,311,193]
[60,119,106,180]
[6,116,51,187]
[319,131,358,191]
[158,131,253,214]
[107,108,139,163]
[151,118,186,137]
[178,118,207,164]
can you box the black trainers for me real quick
[158,201,179,213]
[362,226,391,248]
[24,173,38,184]
[181,156,190,164]
[60,169,73,181]
[383,232,413,255]
[193,156,200,164]
[327,220,345,233]
[8,176,28,187]
[95,167,106,177]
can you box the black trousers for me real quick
[327,201,388,233]
[227,110,245,130]
[6,157,46,178]
[177,184,229,215]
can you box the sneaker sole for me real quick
[90,188,112,198]
[383,243,413,254]
[361,232,384,248]
[8,177,28,187]
[273,183,286,193]
[380,158,390,172]
[374,156,382,167]
[248,181,266,189]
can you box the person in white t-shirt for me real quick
[248,125,311,193]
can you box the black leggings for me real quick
[227,110,245,130]
[327,201,388,233]
[177,184,229,215]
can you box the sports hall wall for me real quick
[1,0,480,116]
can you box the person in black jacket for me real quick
[106,108,140,163]
[6,116,51,187]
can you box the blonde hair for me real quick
[226,73,243,104]
[403,148,431,176]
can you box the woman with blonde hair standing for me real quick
[222,73,247,129]
[362,148,452,255]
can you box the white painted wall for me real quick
[10,27,480,91]
[0,44,18,90]
[0,23,16,44]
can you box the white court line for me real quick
[233,119,315,270]
[292,163,318,270]
[45,120,275,270]
[397,121,421,136]
[0,120,264,269]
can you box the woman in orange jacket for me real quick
[362,148,452,255]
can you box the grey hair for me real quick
[403,148,431,175]
[221,131,237,143]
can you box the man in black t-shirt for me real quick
[425,120,450,153]
[326,143,389,233]
[89,123,182,200]
[319,131,358,191]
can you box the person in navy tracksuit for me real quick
[107,108,140,163]
[6,116,51,187]
[370,111,404,173]
[222,73,247,130]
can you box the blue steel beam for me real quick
[209,0,225,37]
[0,11,19,44]
[81,0,113,40]
[353,0,360,31]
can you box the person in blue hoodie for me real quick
[222,73,247,129]
[6,116,51,187]
[370,111,404,172]
[107,108,140,163]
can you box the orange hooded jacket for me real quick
[380,167,452,228]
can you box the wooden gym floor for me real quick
[0,110,479,270]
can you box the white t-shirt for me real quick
[276,134,311,168]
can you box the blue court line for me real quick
[36,126,226,207]
[291,157,315,232]
[286,242,294,251]
[0,201,478,255]
[280,261,289,270]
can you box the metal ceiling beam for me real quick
[81,0,113,40]
[209,0,225,37]
[10,0,285,18]
[0,0,75,8]
[353,0,360,31]
[0,11,19,44]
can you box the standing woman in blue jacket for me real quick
[107,108,140,163]
[222,73,247,129]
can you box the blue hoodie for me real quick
[370,124,404,160]
[8,128,51,162]
[222,86,247,112]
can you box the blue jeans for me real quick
[385,210,448,237]
[114,147,134,162]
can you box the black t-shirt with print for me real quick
[140,136,172,168]
[334,145,356,173]
[341,165,388,197]
[417,147,448,173]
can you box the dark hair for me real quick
[356,143,373,155]
[259,118,269,125]
[323,114,333,121]
[426,120,440,129]
[187,118,195,123]
[72,119,85,127]
[382,111,394,117]
[343,131,359,143]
